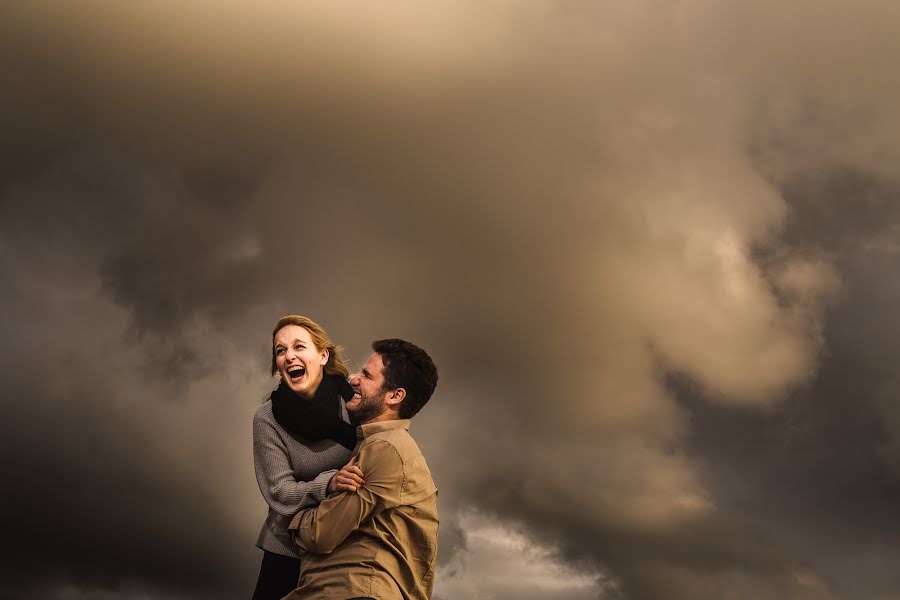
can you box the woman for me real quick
[252,315,364,600]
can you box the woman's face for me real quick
[273,324,328,398]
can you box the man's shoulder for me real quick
[364,424,419,452]
[361,425,433,483]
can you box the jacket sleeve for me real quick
[288,439,403,554]
[253,410,337,516]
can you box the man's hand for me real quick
[327,456,365,494]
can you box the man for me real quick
[284,338,440,600]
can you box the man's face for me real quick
[347,353,391,424]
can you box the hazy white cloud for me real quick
[436,508,609,600]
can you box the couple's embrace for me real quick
[252,315,439,600]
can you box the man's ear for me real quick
[386,387,406,408]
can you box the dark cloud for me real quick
[0,268,258,598]
[3,1,900,599]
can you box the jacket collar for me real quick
[358,418,412,441]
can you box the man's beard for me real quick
[348,390,385,425]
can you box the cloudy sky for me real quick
[2,1,900,599]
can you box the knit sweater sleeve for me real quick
[253,409,338,516]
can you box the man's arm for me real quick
[288,439,404,554]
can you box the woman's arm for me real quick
[253,411,338,516]
[327,456,365,494]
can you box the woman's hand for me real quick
[327,456,365,493]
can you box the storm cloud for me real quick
[2,1,900,599]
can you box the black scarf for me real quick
[270,373,357,450]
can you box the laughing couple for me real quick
[251,315,439,600]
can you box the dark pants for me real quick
[252,550,300,600]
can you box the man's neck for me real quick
[361,410,401,425]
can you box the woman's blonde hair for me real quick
[270,315,350,379]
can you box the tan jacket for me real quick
[286,419,439,600]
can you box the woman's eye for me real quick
[275,348,285,356]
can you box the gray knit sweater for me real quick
[253,399,354,557]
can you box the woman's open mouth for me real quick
[287,366,306,381]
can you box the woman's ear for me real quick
[321,348,329,366]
